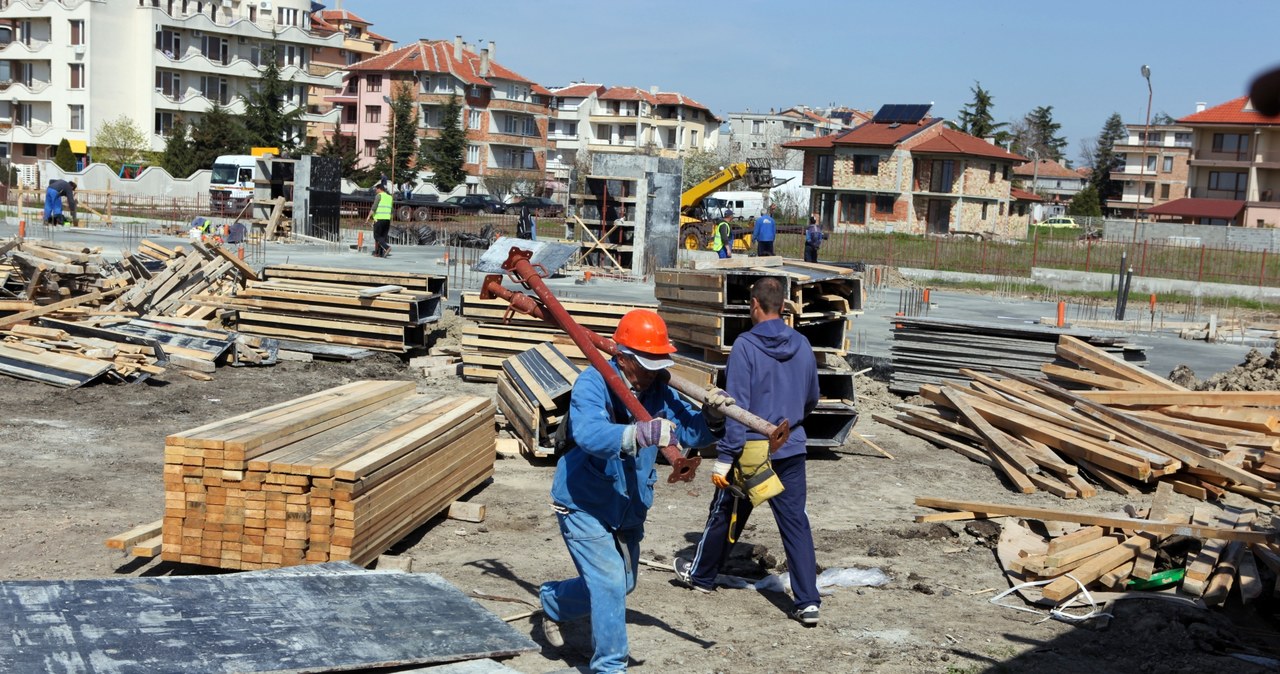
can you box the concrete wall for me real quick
[900,264,1280,302]
[1101,219,1280,251]
[590,153,681,276]
[40,160,211,199]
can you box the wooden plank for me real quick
[1045,534,1120,568]
[130,535,163,558]
[1056,334,1183,391]
[1238,547,1263,603]
[1131,482,1175,581]
[1041,363,1144,391]
[691,255,784,270]
[1046,526,1106,556]
[210,243,260,281]
[0,288,121,328]
[448,501,486,523]
[872,413,992,466]
[1160,405,1279,434]
[105,520,163,550]
[1041,535,1151,601]
[940,388,1039,475]
[1077,390,1280,407]
[1181,507,1236,597]
[1202,541,1245,607]
[357,285,406,298]
[913,497,1271,544]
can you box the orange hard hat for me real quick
[613,309,676,355]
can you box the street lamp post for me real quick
[1134,65,1153,242]
[1029,148,1040,223]
[382,94,395,194]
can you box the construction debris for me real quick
[879,335,1280,501]
[160,381,496,569]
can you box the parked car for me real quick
[341,189,460,221]
[445,194,507,214]
[508,196,565,218]
[1040,216,1080,228]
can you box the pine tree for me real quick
[1088,113,1127,202]
[242,43,305,154]
[423,94,467,193]
[190,104,252,170]
[374,81,418,188]
[1025,106,1068,162]
[160,119,199,178]
[54,139,77,172]
[1067,183,1102,217]
[319,128,362,182]
[954,82,1008,144]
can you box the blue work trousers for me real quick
[43,187,63,223]
[540,508,642,673]
[686,453,820,609]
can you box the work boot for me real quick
[673,557,713,594]
[538,612,564,648]
[791,605,819,627]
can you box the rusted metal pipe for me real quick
[479,273,788,452]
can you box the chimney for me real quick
[453,35,462,61]
[480,48,490,77]
[487,39,496,61]
[1195,101,1206,113]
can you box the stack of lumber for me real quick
[0,320,166,386]
[212,264,447,353]
[0,238,122,302]
[916,492,1277,608]
[877,335,1280,501]
[889,316,1148,395]
[106,240,256,320]
[162,381,496,570]
[656,259,863,449]
[495,342,580,458]
[458,292,654,382]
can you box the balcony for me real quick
[0,37,48,54]
[0,78,50,95]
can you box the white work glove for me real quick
[621,418,676,455]
[701,388,734,427]
[710,460,732,490]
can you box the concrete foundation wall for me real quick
[900,265,1280,302]
[590,153,681,276]
[1102,219,1280,252]
[39,160,211,199]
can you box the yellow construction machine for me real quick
[679,158,773,251]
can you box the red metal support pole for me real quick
[480,249,789,482]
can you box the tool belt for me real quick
[732,440,784,508]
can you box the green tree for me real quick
[1024,105,1068,163]
[374,81,418,188]
[160,119,199,178]
[422,93,466,193]
[319,128,362,182]
[53,139,77,172]
[92,115,150,173]
[242,44,304,154]
[954,81,1009,144]
[1085,112,1127,203]
[681,147,722,191]
[189,104,252,170]
[1152,111,1177,125]
[1067,183,1102,217]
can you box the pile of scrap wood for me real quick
[917,491,1278,608]
[889,317,1147,395]
[212,264,447,353]
[105,239,256,319]
[495,342,580,458]
[0,238,127,304]
[877,335,1279,500]
[458,292,654,382]
[160,381,495,569]
[655,258,863,448]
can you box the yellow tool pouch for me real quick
[733,440,784,507]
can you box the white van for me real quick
[709,190,764,220]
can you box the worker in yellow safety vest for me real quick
[711,209,734,259]
[366,184,393,258]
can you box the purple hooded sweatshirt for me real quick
[717,318,820,462]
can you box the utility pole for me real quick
[1133,65,1152,243]
[382,94,395,193]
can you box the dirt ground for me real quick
[3,351,1280,673]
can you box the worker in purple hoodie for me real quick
[674,276,823,625]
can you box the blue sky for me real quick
[346,0,1278,165]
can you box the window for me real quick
[199,76,227,104]
[200,35,228,65]
[1160,184,1170,199]
[1144,183,1154,199]
[69,63,84,89]
[1174,132,1193,147]
[365,105,380,123]
[930,160,955,193]
[468,109,481,130]
[1139,131,1163,146]
[69,19,84,45]
[367,74,382,92]
[466,144,480,164]
[981,203,989,220]
[852,154,878,175]
[1211,133,1249,155]
[1002,164,1010,181]
[999,203,1005,216]
[690,129,698,148]
[155,29,180,57]
[988,163,996,182]
[752,120,762,134]
[69,104,83,131]
[1208,171,1247,199]
[154,111,174,135]
[840,194,866,224]
[1162,156,1173,173]
[155,70,182,99]
[815,155,834,186]
[875,195,894,214]
[1145,155,1156,171]
[363,140,378,158]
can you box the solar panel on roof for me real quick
[872,104,931,124]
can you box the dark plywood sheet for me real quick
[473,237,577,275]
[0,566,537,674]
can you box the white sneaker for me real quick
[673,557,714,594]
[791,605,819,626]
[539,613,564,648]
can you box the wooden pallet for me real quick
[495,343,580,458]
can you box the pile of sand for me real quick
[1172,345,1280,391]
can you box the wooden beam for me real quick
[1056,334,1184,391]
[1131,482,1175,581]
[1041,535,1151,601]
[105,520,163,550]
[1041,364,1144,391]
[1077,390,1280,407]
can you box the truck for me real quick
[208,154,257,214]
[339,188,461,221]
[678,158,774,251]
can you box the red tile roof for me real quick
[316,9,372,25]
[1010,187,1043,202]
[835,118,943,147]
[781,134,839,149]
[348,40,535,88]
[1013,158,1079,179]
[532,83,552,96]
[1144,198,1245,220]
[1178,95,1280,126]
[551,83,606,98]
[599,86,658,105]
[655,91,710,112]
[913,128,1027,162]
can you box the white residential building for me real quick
[0,0,344,165]
[726,106,847,169]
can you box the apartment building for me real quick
[1103,123,1192,219]
[306,8,393,148]
[1151,96,1280,227]
[726,106,846,169]
[339,36,552,190]
[1012,158,1086,217]
[0,0,344,165]
[785,105,1027,237]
